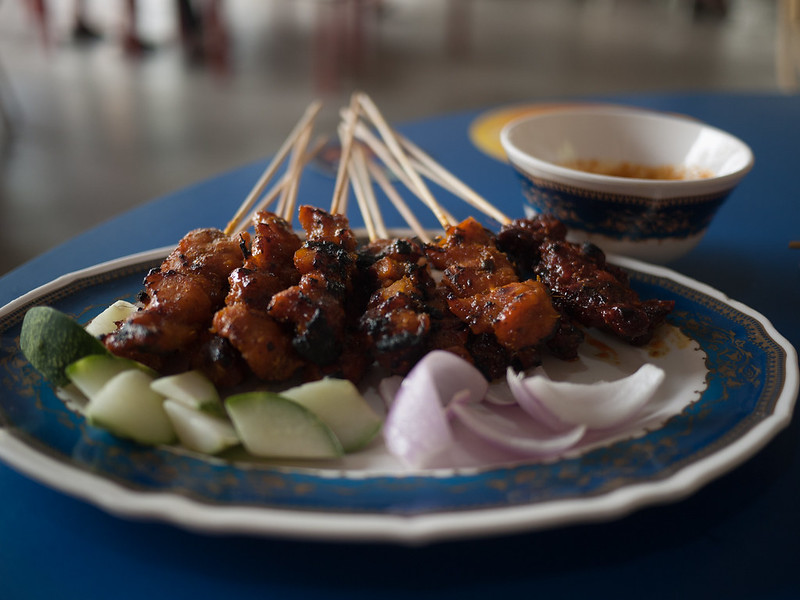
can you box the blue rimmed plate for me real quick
[0,248,796,544]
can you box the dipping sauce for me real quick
[561,159,714,180]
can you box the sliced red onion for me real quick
[383,351,488,468]
[419,351,489,405]
[485,379,517,406]
[382,349,665,468]
[515,363,666,429]
[506,367,572,431]
[449,397,587,456]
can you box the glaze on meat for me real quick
[426,217,560,355]
[498,216,674,347]
[104,228,245,382]
[212,212,305,382]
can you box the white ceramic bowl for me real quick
[500,105,754,263]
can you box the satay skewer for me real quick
[345,115,457,227]
[345,98,511,228]
[330,93,362,216]
[225,99,323,236]
[339,113,433,242]
[234,135,328,234]
[399,134,511,226]
[347,142,381,242]
[276,119,314,221]
[390,126,675,350]
[357,93,453,230]
[366,160,431,243]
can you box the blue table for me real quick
[1,92,799,599]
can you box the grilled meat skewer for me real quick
[267,205,369,382]
[212,211,306,382]
[103,228,246,384]
[497,216,674,347]
[358,237,436,375]
[425,217,561,355]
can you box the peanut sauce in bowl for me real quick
[559,159,714,181]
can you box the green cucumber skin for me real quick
[225,392,344,459]
[85,370,176,446]
[163,400,239,455]
[20,306,109,387]
[66,355,135,399]
[151,371,224,416]
[280,379,383,452]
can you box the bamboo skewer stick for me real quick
[276,120,314,221]
[350,97,513,228]
[366,160,431,244]
[343,111,432,242]
[347,116,457,226]
[399,134,511,226]
[348,126,451,243]
[224,99,323,236]
[330,93,362,216]
[348,143,379,242]
[357,93,452,230]
[235,135,328,235]
[282,134,327,222]
[350,120,419,197]
[354,144,389,240]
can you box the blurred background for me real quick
[0,0,793,276]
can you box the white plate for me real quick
[0,248,796,544]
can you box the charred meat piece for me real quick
[544,315,585,361]
[496,214,568,271]
[535,239,674,345]
[424,283,473,364]
[245,211,304,285]
[268,206,360,369]
[301,331,371,384]
[425,217,560,353]
[447,279,561,352]
[358,237,436,375]
[104,228,244,379]
[213,303,304,381]
[267,271,347,364]
[212,212,306,383]
[222,210,303,310]
[465,332,541,381]
[497,215,584,358]
[498,213,674,348]
[190,333,248,389]
[426,217,518,295]
[157,228,246,305]
[499,215,674,347]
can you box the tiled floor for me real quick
[0,0,786,276]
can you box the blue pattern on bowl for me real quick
[515,168,731,241]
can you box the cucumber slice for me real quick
[164,400,239,455]
[85,300,138,337]
[66,354,156,399]
[86,370,175,445]
[151,371,223,416]
[225,392,343,459]
[20,306,109,387]
[280,378,382,452]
